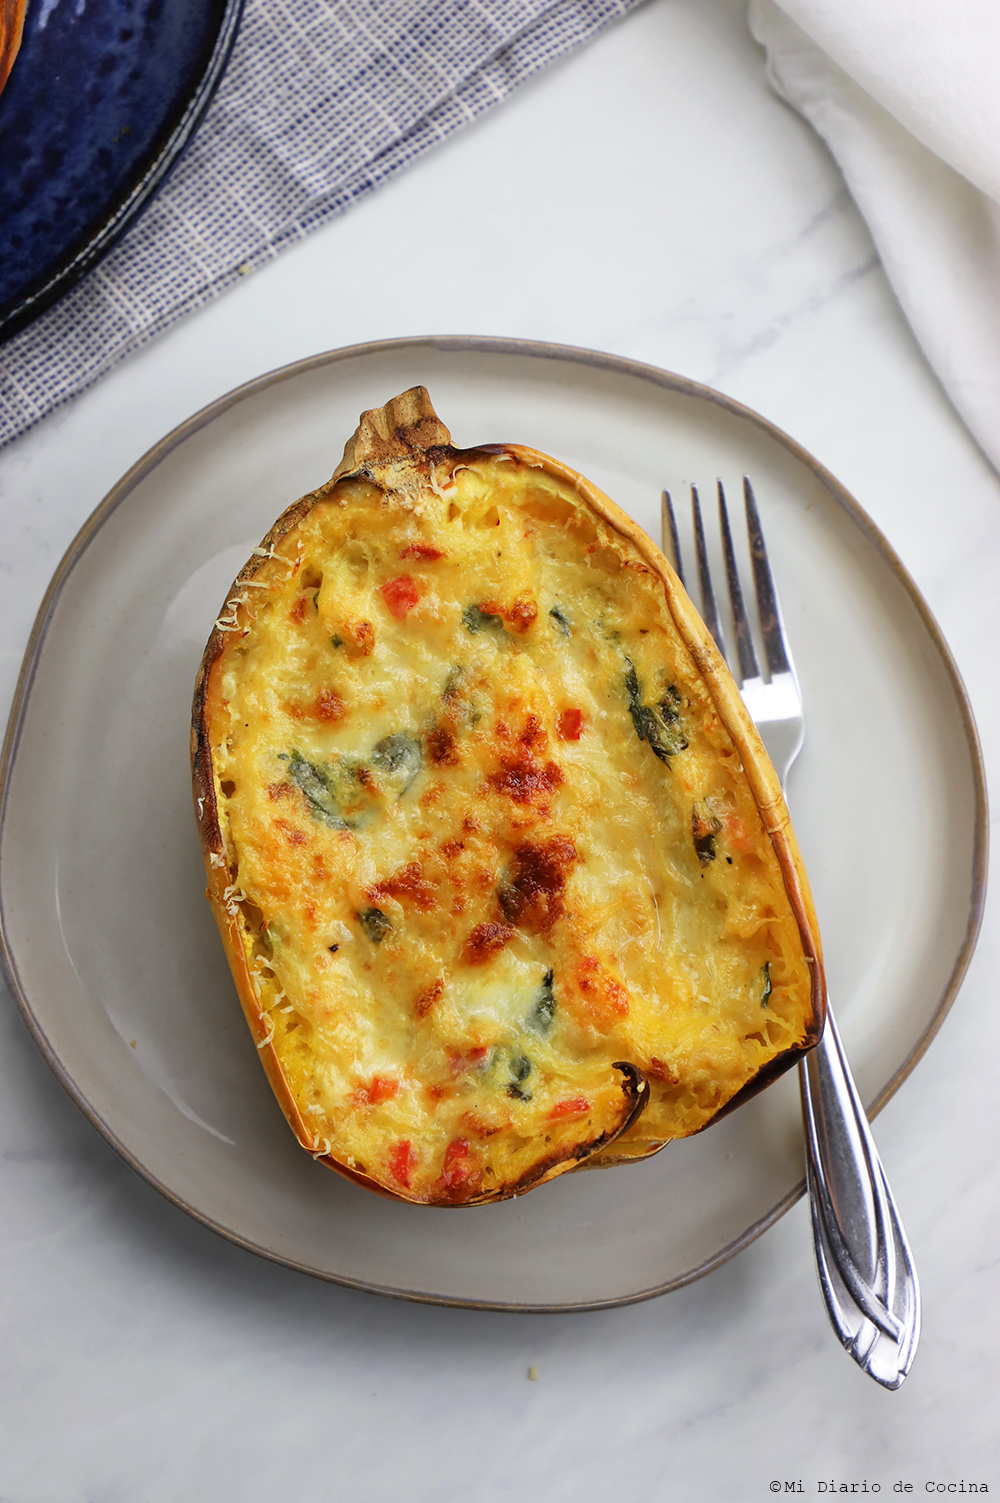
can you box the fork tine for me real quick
[744,476,792,677]
[718,481,760,685]
[660,490,686,588]
[691,485,727,656]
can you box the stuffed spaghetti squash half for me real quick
[192,387,824,1205]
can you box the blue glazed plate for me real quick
[0,0,244,342]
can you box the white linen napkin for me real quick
[749,0,1000,476]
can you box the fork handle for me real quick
[799,1004,921,1386]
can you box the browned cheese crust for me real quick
[191,387,825,1205]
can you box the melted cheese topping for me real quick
[207,457,812,1201]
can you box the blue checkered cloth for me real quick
[0,0,641,448]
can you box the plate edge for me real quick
[0,334,988,1306]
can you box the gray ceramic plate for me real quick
[0,338,987,1309]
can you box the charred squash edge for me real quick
[191,386,825,1204]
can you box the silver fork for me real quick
[662,479,921,1389]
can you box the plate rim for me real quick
[0,0,246,343]
[0,334,989,1310]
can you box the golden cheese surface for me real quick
[201,442,814,1204]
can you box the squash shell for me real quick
[0,0,27,96]
[192,387,825,1204]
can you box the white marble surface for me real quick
[1,0,998,1496]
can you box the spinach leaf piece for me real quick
[526,970,556,1035]
[285,735,422,830]
[760,962,772,1010]
[358,907,392,943]
[549,605,571,638]
[506,1052,533,1101]
[692,800,722,865]
[657,683,689,754]
[370,733,422,798]
[624,661,688,763]
[286,752,347,828]
[462,604,505,635]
